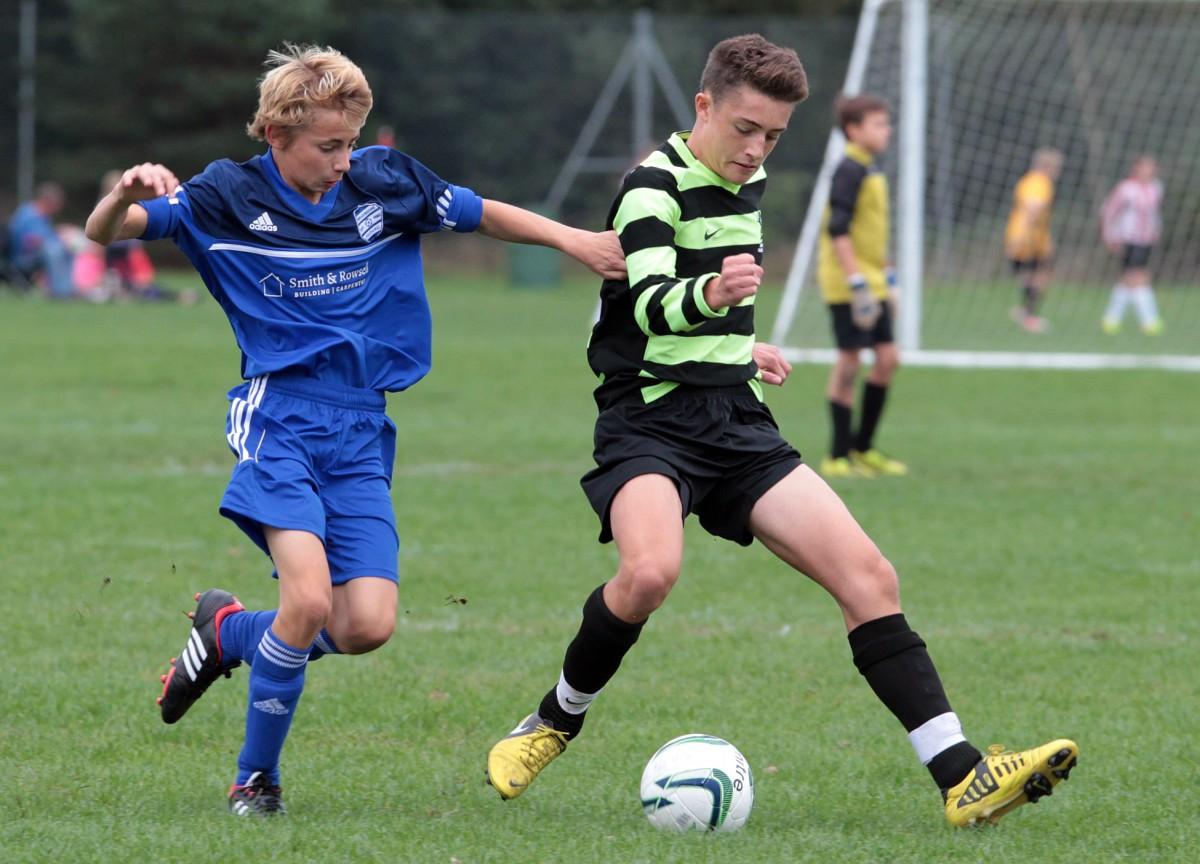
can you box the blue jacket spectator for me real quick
[8,182,76,298]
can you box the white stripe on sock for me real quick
[312,632,335,655]
[555,670,599,716]
[257,632,308,669]
[907,712,967,765]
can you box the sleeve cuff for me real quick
[137,196,174,241]
[441,184,483,233]
[693,274,728,318]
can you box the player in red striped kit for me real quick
[1100,155,1164,335]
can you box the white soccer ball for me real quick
[639,733,754,833]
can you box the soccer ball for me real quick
[639,733,754,833]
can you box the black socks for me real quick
[829,399,853,459]
[538,584,644,737]
[855,381,888,453]
[848,613,982,789]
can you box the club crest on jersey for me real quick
[354,202,384,242]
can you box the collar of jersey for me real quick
[260,148,341,222]
[668,132,748,194]
[844,141,875,166]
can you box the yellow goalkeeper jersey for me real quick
[1005,170,1055,260]
[818,142,890,304]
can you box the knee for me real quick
[337,610,396,654]
[281,588,332,636]
[861,553,900,608]
[836,360,860,391]
[616,556,680,615]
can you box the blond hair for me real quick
[1032,147,1063,174]
[246,44,373,141]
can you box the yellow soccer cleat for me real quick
[944,739,1078,827]
[820,456,873,478]
[851,448,908,476]
[1101,318,1121,335]
[1142,320,1163,335]
[486,713,569,800]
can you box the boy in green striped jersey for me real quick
[487,34,1077,826]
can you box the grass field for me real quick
[1,277,1197,863]
[784,278,1197,356]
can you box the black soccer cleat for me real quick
[157,589,244,724]
[228,771,286,817]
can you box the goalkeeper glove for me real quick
[849,274,881,330]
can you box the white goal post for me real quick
[771,0,1200,372]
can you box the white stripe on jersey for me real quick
[436,190,457,229]
[208,232,403,259]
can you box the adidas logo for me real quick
[248,211,278,232]
[252,698,290,716]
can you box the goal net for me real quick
[771,0,1200,371]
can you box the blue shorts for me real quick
[219,372,399,585]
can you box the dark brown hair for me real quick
[834,93,890,133]
[700,34,808,104]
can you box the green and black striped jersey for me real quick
[587,131,766,410]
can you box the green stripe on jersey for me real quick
[589,131,768,409]
[643,332,755,367]
[614,186,679,233]
[675,212,762,249]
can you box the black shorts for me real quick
[1010,257,1050,273]
[1121,244,1152,269]
[828,301,894,351]
[581,384,803,546]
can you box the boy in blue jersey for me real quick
[85,44,624,817]
[486,34,1078,828]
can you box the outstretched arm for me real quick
[477,199,626,280]
[85,163,180,246]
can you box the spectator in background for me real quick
[1100,155,1163,335]
[97,170,167,300]
[72,171,179,303]
[7,182,77,298]
[1004,148,1062,333]
[374,124,396,148]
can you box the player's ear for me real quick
[695,91,712,122]
[264,124,291,150]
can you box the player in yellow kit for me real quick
[1005,148,1062,333]
[817,94,906,478]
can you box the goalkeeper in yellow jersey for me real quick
[1005,148,1063,333]
[817,94,906,479]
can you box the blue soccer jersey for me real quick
[140,145,483,391]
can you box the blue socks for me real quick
[236,628,309,786]
[220,610,341,664]
[221,610,344,786]
[309,629,340,661]
[220,610,276,665]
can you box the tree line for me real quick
[1,1,858,237]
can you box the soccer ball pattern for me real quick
[640,734,754,832]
